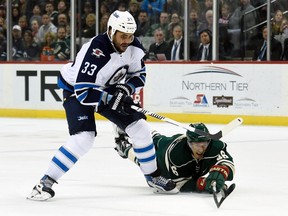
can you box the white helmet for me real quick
[107,10,137,41]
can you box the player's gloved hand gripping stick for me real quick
[130,105,243,140]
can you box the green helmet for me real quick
[186,123,210,142]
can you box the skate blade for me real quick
[27,191,52,201]
[152,187,179,194]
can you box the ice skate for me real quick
[145,175,179,194]
[114,133,132,159]
[27,175,57,201]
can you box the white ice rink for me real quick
[0,117,287,216]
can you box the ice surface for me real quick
[0,117,287,216]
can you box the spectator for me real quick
[81,13,96,38]
[164,0,183,16]
[18,15,31,36]
[167,12,183,40]
[99,1,111,21]
[189,9,202,52]
[57,12,68,26]
[29,4,42,27]
[30,19,41,45]
[0,16,6,36]
[275,20,288,51]
[0,4,6,19]
[147,28,170,61]
[57,0,70,16]
[18,0,34,20]
[99,12,110,34]
[199,0,213,21]
[117,1,128,11]
[141,0,165,25]
[0,28,7,61]
[145,12,170,39]
[52,25,70,61]
[45,1,58,26]
[128,0,140,21]
[252,25,282,61]
[229,0,258,56]
[37,0,48,13]
[22,29,41,61]
[271,9,287,36]
[0,25,24,61]
[12,6,21,26]
[81,1,94,30]
[40,31,56,61]
[167,24,195,61]
[198,9,213,32]
[37,13,57,44]
[219,2,233,29]
[196,29,212,61]
[188,0,201,14]
[13,25,25,60]
[134,10,150,37]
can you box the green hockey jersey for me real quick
[153,133,235,192]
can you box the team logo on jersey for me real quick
[92,48,105,58]
[106,65,129,85]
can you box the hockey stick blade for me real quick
[131,105,243,140]
[212,182,236,208]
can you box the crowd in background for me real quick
[0,0,288,62]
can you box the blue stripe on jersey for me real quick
[74,83,100,90]
[58,76,74,92]
[77,91,88,102]
[52,157,69,172]
[134,143,154,153]
[138,154,156,163]
[59,146,78,163]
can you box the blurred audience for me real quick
[81,13,96,38]
[252,25,282,61]
[140,0,165,25]
[52,25,70,61]
[134,10,150,37]
[147,28,170,61]
[1,0,288,62]
[22,29,41,61]
[196,29,212,61]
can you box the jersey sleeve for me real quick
[126,58,146,94]
[125,38,147,94]
[214,141,235,181]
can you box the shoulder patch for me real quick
[92,48,105,58]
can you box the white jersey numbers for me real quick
[217,150,229,161]
[81,62,97,76]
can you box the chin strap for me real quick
[107,31,122,54]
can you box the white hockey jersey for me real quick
[58,33,146,107]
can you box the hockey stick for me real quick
[212,181,236,208]
[131,105,243,140]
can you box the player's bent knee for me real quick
[65,131,95,157]
[125,119,152,146]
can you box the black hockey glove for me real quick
[108,85,139,115]
[196,165,229,193]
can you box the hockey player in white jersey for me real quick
[27,10,178,201]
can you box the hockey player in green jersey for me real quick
[114,123,235,193]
